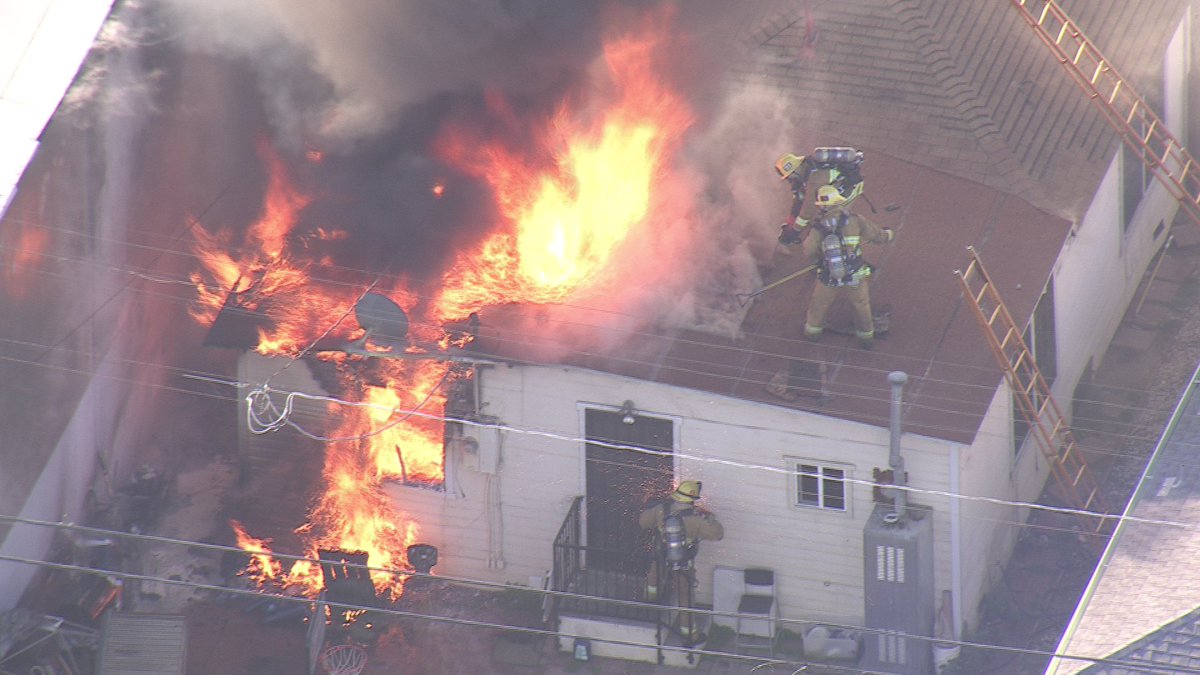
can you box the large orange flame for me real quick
[189,144,439,597]
[193,13,693,601]
[432,19,693,320]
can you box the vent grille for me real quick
[875,545,906,583]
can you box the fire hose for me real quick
[735,264,817,307]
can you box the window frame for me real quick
[1013,278,1058,457]
[790,459,852,514]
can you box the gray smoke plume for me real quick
[157,0,620,148]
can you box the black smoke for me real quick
[136,0,792,336]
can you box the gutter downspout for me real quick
[951,444,963,642]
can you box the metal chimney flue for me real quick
[887,371,908,520]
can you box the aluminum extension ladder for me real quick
[954,246,1112,543]
[1009,0,1200,227]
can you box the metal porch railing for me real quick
[549,496,660,624]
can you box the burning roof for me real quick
[188,8,767,598]
[178,1,1071,600]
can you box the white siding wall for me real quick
[961,25,1193,623]
[1053,12,1187,395]
[439,363,962,629]
[956,383,1021,634]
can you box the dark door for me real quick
[584,409,674,573]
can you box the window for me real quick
[1120,77,1163,232]
[1121,143,1148,230]
[1013,279,1057,456]
[794,462,848,511]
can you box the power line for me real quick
[225,378,1200,540]
[0,290,1185,468]
[27,183,232,364]
[0,517,1187,673]
[5,208,1191,416]
[2,223,1193,460]
[0,325,1183,517]
[0,320,1179,547]
[0,538,1185,667]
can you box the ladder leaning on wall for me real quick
[1008,0,1200,228]
[954,246,1112,545]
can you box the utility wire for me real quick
[5,311,1187,472]
[225,378,1200,540]
[5,303,1172,461]
[0,327,1182,548]
[5,209,1188,413]
[0,553,852,674]
[1,239,1189,457]
[0,518,1183,673]
[0,334,1179,544]
[27,183,231,364]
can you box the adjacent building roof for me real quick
[1047,364,1200,674]
[0,0,115,215]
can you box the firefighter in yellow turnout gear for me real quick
[772,147,897,345]
[638,480,724,646]
[785,183,894,348]
[775,147,865,244]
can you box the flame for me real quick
[188,141,317,342]
[190,143,436,597]
[432,18,692,320]
[229,519,284,581]
[195,13,694,600]
[1,225,50,300]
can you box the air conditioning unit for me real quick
[861,503,934,674]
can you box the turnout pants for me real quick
[647,560,701,643]
[805,279,875,339]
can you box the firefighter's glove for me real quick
[778,224,804,245]
[883,228,895,243]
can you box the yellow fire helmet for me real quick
[672,480,702,503]
[775,153,804,180]
[816,184,847,207]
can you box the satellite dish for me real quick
[354,292,409,349]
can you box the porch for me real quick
[547,496,709,668]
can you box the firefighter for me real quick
[776,147,865,245]
[638,480,724,645]
[787,184,895,348]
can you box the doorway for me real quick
[583,408,674,573]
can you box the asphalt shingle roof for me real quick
[733,0,1187,218]
[1051,368,1200,674]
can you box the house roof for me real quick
[1047,365,1200,674]
[470,151,1071,445]
[734,0,1187,219]
[204,0,1186,446]
[466,0,1188,442]
[0,0,115,216]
